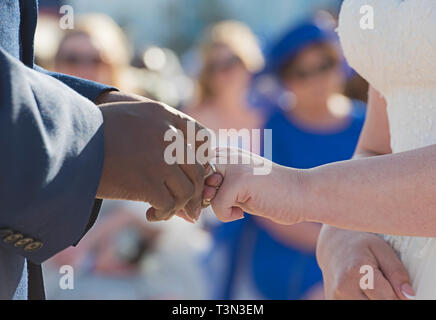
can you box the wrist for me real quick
[94,89,120,105]
[261,165,310,225]
[288,166,311,224]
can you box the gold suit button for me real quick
[0,229,13,237]
[14,238,34,248]
[24,241,43,252]
[3,233,23,244]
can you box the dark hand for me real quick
[95,91,211,222]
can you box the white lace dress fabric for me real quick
[338,0,436,299]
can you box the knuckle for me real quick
[387,269,408,281]
[162,198,176,213]
[344,264,361,277]
[336,267,361,289]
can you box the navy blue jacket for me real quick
[0,0,114,299]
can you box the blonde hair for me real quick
[197,20,264,104]
[56,13,131,88]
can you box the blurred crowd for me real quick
[36,1,369,300]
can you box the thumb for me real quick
[370,240,415,300]
[211,177,244,223]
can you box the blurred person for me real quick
[205,0,436,300]
[34,14,64,69]
[51,15,192,107]
[344,72,369,103]
[54,13,131,90]
[203,18,366,300]
[184,20,268,299]
[187,20,265,143]
[257,18,365,300]
[134,46,195,107]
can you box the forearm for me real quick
[316,151,379,260]
[302,144,436,236]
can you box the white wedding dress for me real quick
[337,0,436,299]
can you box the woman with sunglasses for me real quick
[197,18,365,300]
[54,14,131,90]
[232,18,365,300]
[187,20,265,143]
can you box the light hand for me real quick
[95,91,212,223]
[316,225,415,300]
[205,147,307,225]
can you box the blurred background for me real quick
[37,0,369,300]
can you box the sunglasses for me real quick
[56,54,104,66]
[288,57,338,80]
[208,55,243,73]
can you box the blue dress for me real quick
[205,100,366,300]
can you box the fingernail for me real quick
[184,215,195,224]
[193,207,201,221]
[401,283,416,300]
[179,209,194,224]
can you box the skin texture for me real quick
[95,90,212,222]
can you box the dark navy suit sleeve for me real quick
[32,68,118,245]
[33,65,117,102]
[0,47,105,264]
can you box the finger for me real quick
[202,174,223,208]
[179,162,206,220]
[211,178,244,222]
[202,186,217,207]
[165,166,196,218]
[175,209,196,224]
[205,173,223,188]
[172,112,212,163]
[146,182,176,221]
[369,240,415,300]
[363,269,399,300]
